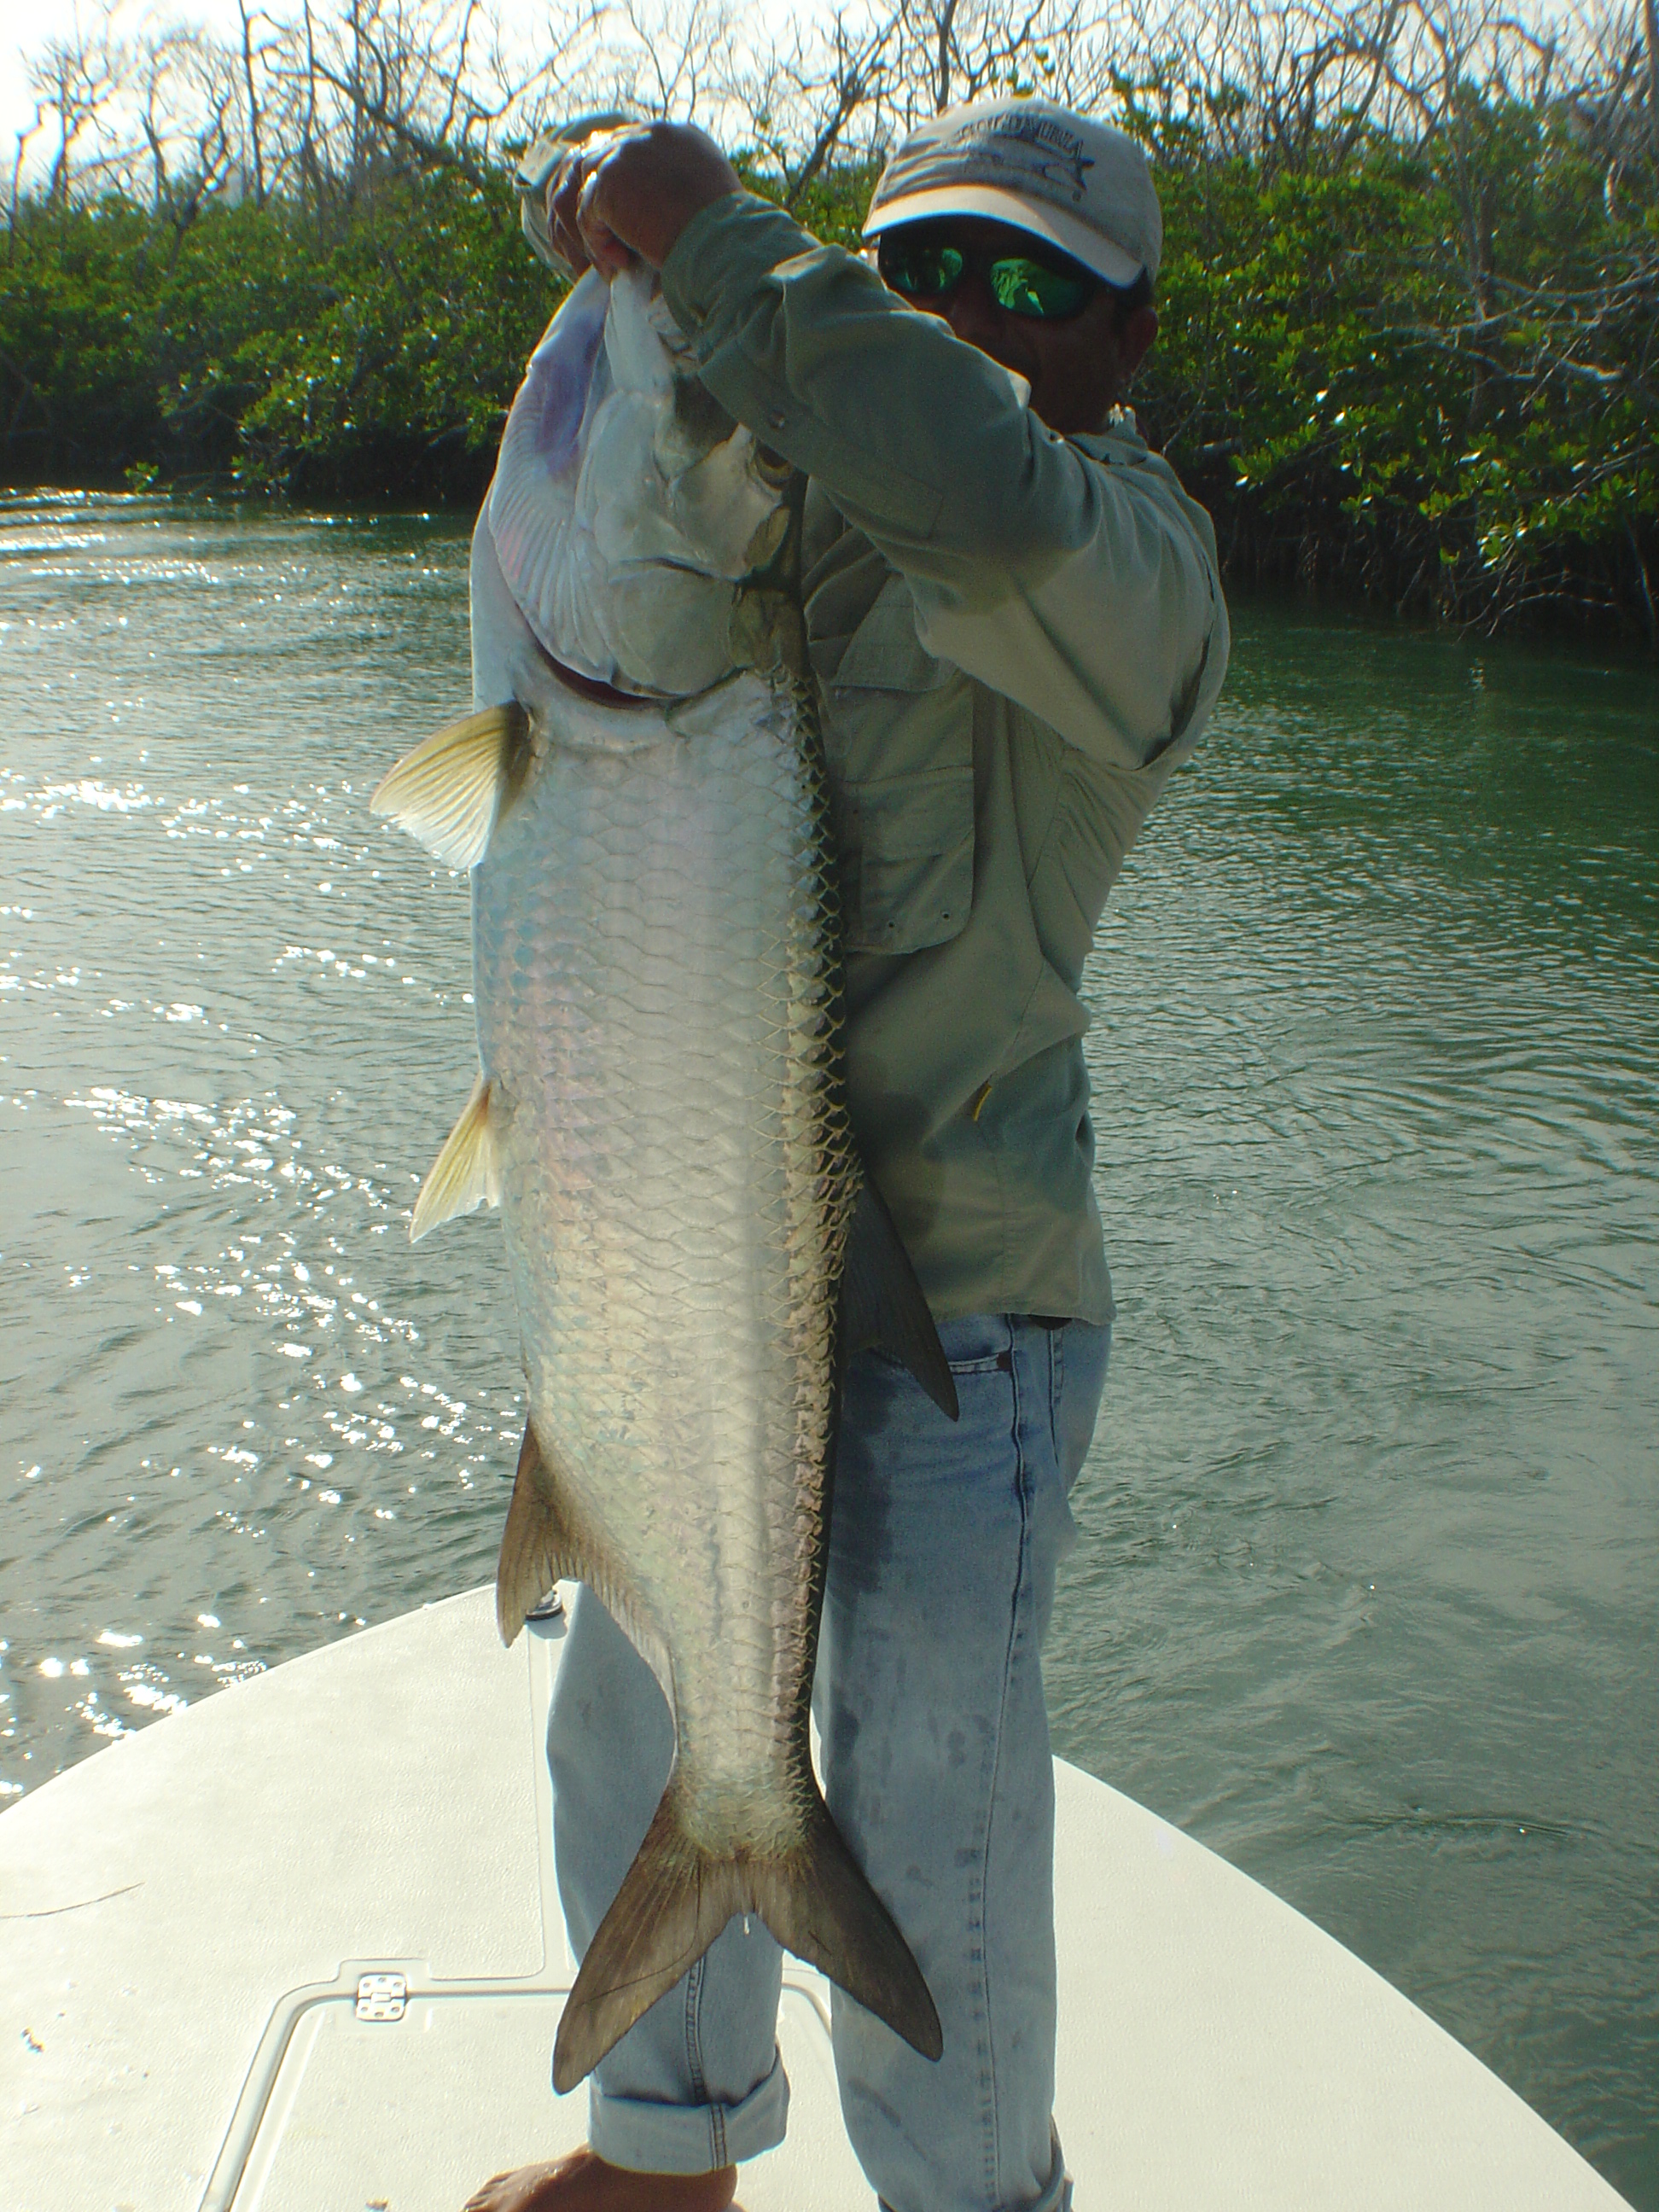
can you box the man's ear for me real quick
[1120,303,1158,381]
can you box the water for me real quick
[2,492,1656,2203]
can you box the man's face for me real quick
[876,216,1156,434]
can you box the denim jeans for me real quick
[545,1312,1110,2212]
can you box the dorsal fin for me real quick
[840,1174,959,1422]
[410,1074,500,1241]
[370,702,529,870]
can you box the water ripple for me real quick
[2,512,1655,2206]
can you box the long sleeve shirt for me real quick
[656,193,1229,1324]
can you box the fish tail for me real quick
[753,1788,944,2064]
[552,1778,941,2093]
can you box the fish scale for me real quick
[477,678,850,1828]
[371,259,952,2095]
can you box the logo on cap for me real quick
[956,113,1095,203]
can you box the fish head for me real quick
[585,269,794,632]
[487,265,795,703]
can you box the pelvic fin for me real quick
[410,1073,499,1241]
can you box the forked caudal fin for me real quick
[500,1430,943,2082]
[552,1778,944,2093]
[370,701,530,871]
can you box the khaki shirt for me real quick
[661,195,1229,1325]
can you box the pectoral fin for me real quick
[410,1074,499,1241]
[370,701,530,870]
[840,1174,959,1422]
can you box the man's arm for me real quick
[554,125,1227,771]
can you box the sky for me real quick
[7,4,239,152]
[4,0,1592,176]
[3,0,818,169]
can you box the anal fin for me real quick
[497,1417,587,1645]
[410,1073,500,1242]
[498,1419,672,1697]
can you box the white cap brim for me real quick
[863,183,1145,289]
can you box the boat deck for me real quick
[0,1586,1631,2209]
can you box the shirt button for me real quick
[767,407,787,431]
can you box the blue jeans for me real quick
[546,1313,1111,2212]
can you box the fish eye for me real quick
[753,443,794,489]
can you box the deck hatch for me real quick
[219,1982,853,2211]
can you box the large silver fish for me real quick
[371,266,953,2093]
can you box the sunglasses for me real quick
[876,227,1099,320]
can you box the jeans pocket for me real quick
[863,1343,1004,1382]
[937,1313,1018,1379]
[945,1351,1009,1377]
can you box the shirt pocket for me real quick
[825,583,975,957]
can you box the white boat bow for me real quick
[0,1586,1632,2210]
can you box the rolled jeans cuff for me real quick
[879,2125,1072,2212]
[586,2040,790,2174]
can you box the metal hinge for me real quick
[355,1972,407,2022]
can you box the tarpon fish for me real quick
[371,265,953,2092]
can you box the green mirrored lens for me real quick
[879,232,1095,317]
[988,257,1091,318]
[885,242,964,297]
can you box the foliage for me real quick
[0,151,887,505]
[2,42,1655,638]
[1138,103,1658,637]
[1,166,556,501]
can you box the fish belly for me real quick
[471,674,853,1854]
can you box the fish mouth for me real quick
[534,635,659,710]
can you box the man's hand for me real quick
[546,122,741,280]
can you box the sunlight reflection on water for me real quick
[1,495,1655,2205]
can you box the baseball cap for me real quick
[864,98,1161,289]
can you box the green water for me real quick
[2,492,1656,2203]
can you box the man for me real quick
[469,97,1229,2212]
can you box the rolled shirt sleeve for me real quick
[660,192,1228,771]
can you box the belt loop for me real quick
[995,1311,1016,1375]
